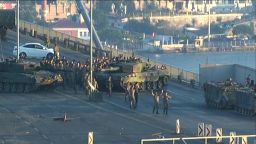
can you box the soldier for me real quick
[124,83,130,102]
[134,82,140,107]
[162,90,171,115]
[45,35,50,48]
[53,44,59,59]
[83,73,89,96]
[92,77,98,92]
[107,75,113,97]
[129,84,136,110]
[120,79,128,102]
[151,90,160,114]
[74,62,80,92]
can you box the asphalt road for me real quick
[0,30,255,144]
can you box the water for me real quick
[138,51,256,74]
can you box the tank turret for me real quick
[94,61,169,91]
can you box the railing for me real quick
[141,134,256,144]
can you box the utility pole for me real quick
[17,0,19,61]
[90,0,93,90]
[208,2,211,48]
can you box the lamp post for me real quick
[17,0,20,61]
[90,0,93,96]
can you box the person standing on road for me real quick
[53,44,59,59]
[45,35,50,48]
[162,90,171,115]
[151,90,160,114]
[134,82,140,107]
[129,84,136,109]
[107,75,113,97]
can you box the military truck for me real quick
[0,60,63,93]
[94,61,170,92]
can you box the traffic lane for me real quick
[0,90,177,144]
[106,82,255,136]
[5,30,89,61]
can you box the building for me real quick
[132,0,252,13]
[35,0,96,22]
[52,19,90,40]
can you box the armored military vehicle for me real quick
[94,61,170,92]
[234,88,256,116]
[0,60,63,93]
[203,81,238,109]
[203,81,256,116]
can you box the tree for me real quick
[123,18,156,35]
[210,24,225,34]
[98,28,123,45]
[93,9,109,31]
[232,24,254,35]
[95,1,113,14]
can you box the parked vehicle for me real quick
[13,43,57,59]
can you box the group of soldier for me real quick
[39,53,172,115]
[121,82,141,110]
[151,90,171,115]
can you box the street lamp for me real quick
[17,0,20,61]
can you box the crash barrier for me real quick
[18,20,199,85]
[140,134,256,144]
[140,56,199,87]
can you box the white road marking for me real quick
[34,128,39,132]
[24,121,31,125]
[42,134,48,140]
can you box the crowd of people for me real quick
[39,54,143,93]
[39,53,172,115]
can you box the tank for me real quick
[94,61,170,92]
[203,81,238,109]
[234,88,256,116]
[0,61,63,93]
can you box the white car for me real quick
[13,43,56,59]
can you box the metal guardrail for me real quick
[141,134,256,144]
[18,20,199,85]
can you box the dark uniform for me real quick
[162,91,171,115]
[152,90,160,114]
[107,76,113,97]
[134,83,140,106]
[129,85,136,110]
[45,36,50,48]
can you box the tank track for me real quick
[0,82,37,93]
